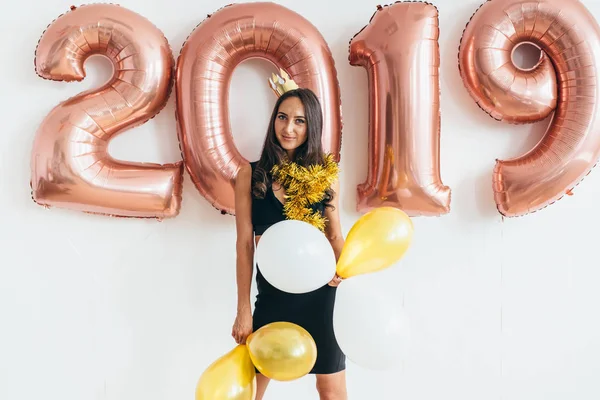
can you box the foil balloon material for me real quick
[195,345,256,400]
[176,2,342,215]
[246,321,317,381]
[31,4,183,219]
[458,0,600,217]
[350,2,451,216]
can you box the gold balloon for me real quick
[246,322,317,381]
[195,345,256,400]
[336,207,413,278]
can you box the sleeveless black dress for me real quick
[250,161,346,375]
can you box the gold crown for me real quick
[268,68,299,97]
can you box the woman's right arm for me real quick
[231,164,254,344]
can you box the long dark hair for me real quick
[252,88,333,207]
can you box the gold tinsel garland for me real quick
[271,153,339,232]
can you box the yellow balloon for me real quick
[336,207,413,278]
[246,322,317,381]
[195,345,256,400]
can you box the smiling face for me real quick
[274,96,308,158]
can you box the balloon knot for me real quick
[70,5,76,10]
[376,4,383,10]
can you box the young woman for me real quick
[231,88,347,400]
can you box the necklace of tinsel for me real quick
[270,153,339,232]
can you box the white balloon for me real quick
[333,273,411,370]
[255,220,336,294]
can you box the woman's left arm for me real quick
[324,178,345,286]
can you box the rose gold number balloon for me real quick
[176,2,342,215]
[32,4,183,219]
[350,2,451,216]
[459,0,600,217]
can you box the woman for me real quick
[231,87,347,400]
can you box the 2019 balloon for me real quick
[31,4,183,218]
[176,2,342,215]
[459,0,600,217]
[350,2,451,216]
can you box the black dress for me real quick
[249,161,346,375]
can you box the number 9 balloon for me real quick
[459,0,600,217]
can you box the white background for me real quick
[2,0,600,399]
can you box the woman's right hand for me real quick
[231,309,253,345]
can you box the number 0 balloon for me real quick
[459,0,600,217]
[176,2,342,215]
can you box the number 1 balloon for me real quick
[350,2,451,217]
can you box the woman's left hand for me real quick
[327,273,343,287]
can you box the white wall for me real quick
[2,0,600,399]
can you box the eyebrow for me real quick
[277,111,305,119]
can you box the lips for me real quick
[281,135,295,141]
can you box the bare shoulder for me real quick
[236,163,253,184]
[235,164,253,206]
[235,163,253,195]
